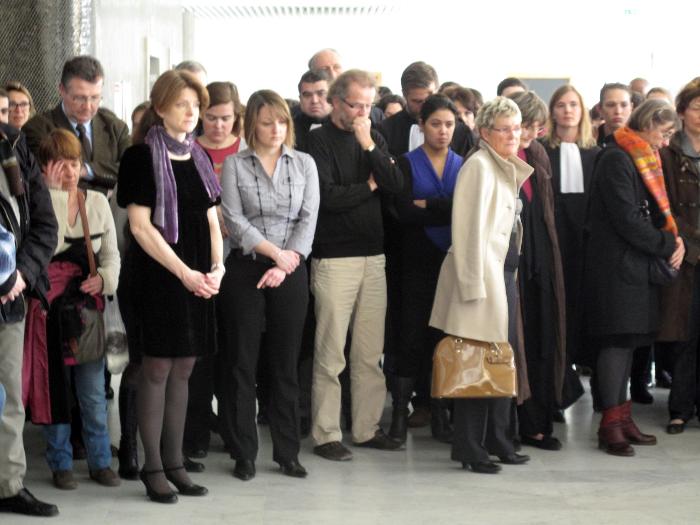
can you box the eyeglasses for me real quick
[341,98,372,112]
[70,94,102,106]
[490,125,522,135]
[522,124,545,134]
[9,101,29,110]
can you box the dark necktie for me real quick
[76,123,92,162]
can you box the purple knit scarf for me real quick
[145,125,221,243]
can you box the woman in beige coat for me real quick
[430,97,533,474]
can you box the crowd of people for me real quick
[0,47,699,517]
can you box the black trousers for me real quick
[396,241,444,379]
[451,398,514,462]
[218,256,308,463]
[669,269,700,421]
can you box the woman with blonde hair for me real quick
[542,85,600,368]
[219,89,319,481]
[117,69,222,503]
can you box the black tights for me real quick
[596,347,634,410]
[137,356,196,492]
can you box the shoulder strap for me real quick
[77,191,97,277]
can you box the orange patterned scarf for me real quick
[614,126,678,236]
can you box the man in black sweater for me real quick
[307,70,403,461]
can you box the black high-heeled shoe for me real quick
[139,469,178,504]
[163,466,208,496]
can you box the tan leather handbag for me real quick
[431,336,517,398]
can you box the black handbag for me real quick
[638,198,679,286]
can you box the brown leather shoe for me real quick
[89,467,121,487]
[598,405,634,457]
[620,400,657,445]
[52,470,78,490]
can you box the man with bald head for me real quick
[308,48,384,127]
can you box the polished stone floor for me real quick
[9,379,700,524]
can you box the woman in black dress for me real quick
[117,70,223,503]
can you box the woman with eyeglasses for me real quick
[584,99,684,457]
[218,89,319,481]
[430,97,532,474]
[507,91,567,451]
[541,86,600,384]
[4,81,35,130]
[657,78,700,435]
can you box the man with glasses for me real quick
[24,55,130,194]
[307,70,404,461]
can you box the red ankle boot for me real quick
[620,400,657,445]
[598,404,635,457]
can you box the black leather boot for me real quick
[430,398,453,443]
[388,376,414,444]
[118,384,139,480]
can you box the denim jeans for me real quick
[43,358,111,472]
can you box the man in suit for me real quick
[24,55,130,195]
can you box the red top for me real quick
[197,137,242,177]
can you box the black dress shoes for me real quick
[184,457,205,473]
[498,453,530,465]
[164,466,208,496]
[278,459,308,478]
[139,470,178,504]
[464,461,501,474]
[0,488,59,517]
[353,429,404,450]
[666,420,686,435]
[521,434,562,451]
[233,459,256,481]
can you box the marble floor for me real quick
[9,379,700,524]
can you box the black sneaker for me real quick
[353,429,404,450]
[313,441,353,461]
[0,488,59,517]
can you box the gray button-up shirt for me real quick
[220,145,320,258]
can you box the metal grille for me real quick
[0,0,94,115]
[185,3,399,19]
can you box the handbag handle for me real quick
[452,337,511,365]
[77,190,97,277]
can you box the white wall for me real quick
[191,0,696,109]
[93,0,184,126]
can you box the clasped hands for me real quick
[257,249,300,289]
[182,266,224,299]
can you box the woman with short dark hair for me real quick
[584,99,684,456]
